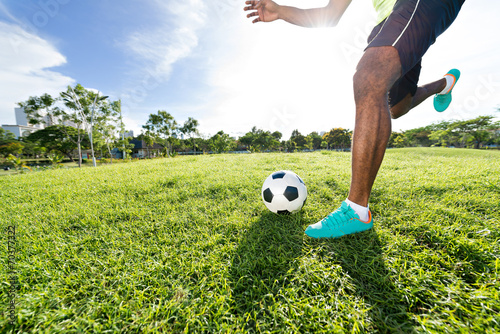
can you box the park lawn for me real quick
[0,162,80,176]
[0,160,134,176]
[0,148,499,333]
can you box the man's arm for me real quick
[244,0,352,28]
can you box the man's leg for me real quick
[390,78,446,119]
[305,0,465,239]
[347,46,402,207]
[304,45,401,239]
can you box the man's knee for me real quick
[353,46,402,100]
[353,67,391,103]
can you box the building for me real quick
[129,139,164,158]
[1,107,78,139]
[1,108,45,139]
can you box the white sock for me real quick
[438,74,455,95]
[345,199,369,222]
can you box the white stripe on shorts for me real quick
[392,0,421,46]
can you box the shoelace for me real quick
[321,204,355,228]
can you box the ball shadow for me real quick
[229,211,304,330]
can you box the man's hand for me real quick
[244,0,280,23]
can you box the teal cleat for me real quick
[305,201,373,239]
[433,69,460,112]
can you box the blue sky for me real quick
[1,0,499,139]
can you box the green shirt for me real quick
[372,0,397,23]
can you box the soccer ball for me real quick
[261,170,307,214]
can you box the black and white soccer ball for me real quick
[261,170,307,214]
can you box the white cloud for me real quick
[117,0,207,133]
[126,27,199,77]
[0,21,74,125]
[120,1,206,87]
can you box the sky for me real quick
[0,0,499,140]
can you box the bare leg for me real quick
[390,78,446,119]
[348,46,402,207]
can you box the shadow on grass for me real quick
[229,210,414,332]
[313,228,415,333]
[229,211,304,331]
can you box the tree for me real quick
[322,128,352,150]
[271,131,282,141]
[0,128,21,157]
[26,125,81,161]
[306,132,323,150]
[92,100,120,162]
[0,128,16,145]
[289,129,307,151]
[19,86,98,167]
[137,132,155,158]
[0,142,24,157]
[114,100,132,159]
[271,131,283,151]
[209,131,236,153]
[18,93,63,127]
[19,140,45,159]
[117,137,134,158]
[239,126,280,152]
[388,132,407,148]
[61,84,109,166]
[238,127,259,151]
[179,117,200,153]
[194,137,210,153]
[429,129,453,147]
[143,110,177,157]
[487,120,500,148]
[449,116,494,149]
[403,127,433,147]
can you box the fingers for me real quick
[243,0,261,11]
[246,11,259,18]
[245,11,261,23]
[244,0,262,23]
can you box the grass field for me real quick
[1,148,499,333]
[0,160,117,176]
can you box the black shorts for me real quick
[367,0,465,106]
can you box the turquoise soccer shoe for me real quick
[434,69,460,112]
[305,201,373,239]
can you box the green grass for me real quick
[1,148,499,333]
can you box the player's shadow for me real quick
[230,213,415,332]
[229,211,304,330]
[312,229,416,333]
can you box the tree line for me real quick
[0,84,354,165]
[138,115,353,155]
[388,116,500,149]
[1,84,499,167]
